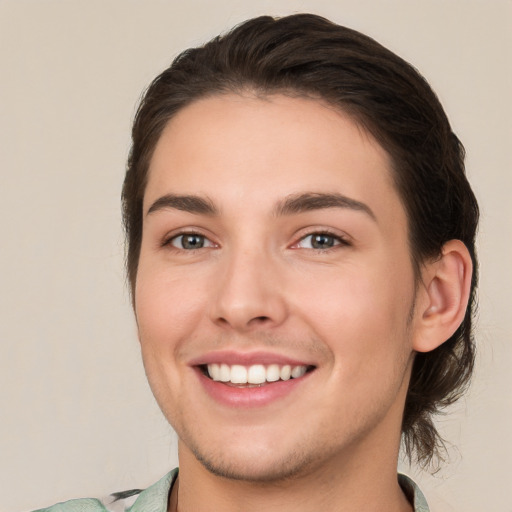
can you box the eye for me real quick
[168,233,215,250]
[296,232,347,250]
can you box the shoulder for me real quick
[398,473,430,512]
[31,469,178,512]
[31,498,109,512]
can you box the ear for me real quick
[412,240,473,353]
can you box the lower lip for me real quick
[196,369,312,408]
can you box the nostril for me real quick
[214,314,272,330]
[253,316,271,323]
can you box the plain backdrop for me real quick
[1,1,510,511]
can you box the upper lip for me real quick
[188,350,316,368]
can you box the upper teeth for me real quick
[206,364,307,384]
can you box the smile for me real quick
[205,363,310,385]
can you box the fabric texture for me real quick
[33,468,429,511]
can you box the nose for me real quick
[210,247,288,332]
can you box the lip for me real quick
[195,367,313,408]
[188,350,313,367]
[188,350,316,408]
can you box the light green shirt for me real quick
[33,468,429,511]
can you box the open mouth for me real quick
[200,363,315,387]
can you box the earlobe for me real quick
[413,240,473,353]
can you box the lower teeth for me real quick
[226,382,267,388]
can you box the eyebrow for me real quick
[146,191,376,221]
[274,192,376,221]
[147,194,218,216]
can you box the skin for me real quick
[135,93,468,511]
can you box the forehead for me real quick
[145,93,404,227]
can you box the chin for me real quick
[177,423,332,484]
[191,446,317,483]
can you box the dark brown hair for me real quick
[123,13,479,467]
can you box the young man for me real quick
[36,13,478,512]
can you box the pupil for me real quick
[183,235,204,249]
[312,234,333,249]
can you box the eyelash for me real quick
[163,229,350,252]
[292,230,351,251]
[163,231,214,251]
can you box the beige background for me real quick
[0,1,510,511]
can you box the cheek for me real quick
[297,261,414,367]
[134,267,208,415]
[135,264,207,356]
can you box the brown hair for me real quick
[122,13,479,467]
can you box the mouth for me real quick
[190,351,317,407]
[199,363,316,387]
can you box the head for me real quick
[123,14,478,468]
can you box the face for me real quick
[135,94,419,482]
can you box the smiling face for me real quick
[135,93,421,482]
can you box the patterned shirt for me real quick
[33,468,429,511]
